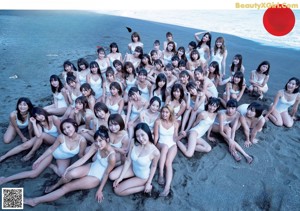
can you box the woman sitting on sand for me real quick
[24,126,116,207]
[209,99,253,163]
[153,105,183,196]
[139,96,161,133]
[237,102,266,147]
[150,73,168,107]
[77,58,90,85]
[0,107,61,162]
[177,97,220,157]
[80,83,96,111]
[44,75,69,116]
[211,37,228,76]
[106,82,124,115]
[124,46,143,69]
[265,77,300,127]
[62,60,78,83]
[248,61,270,100]
[86,61,103,101]
[107,42,123,66]
[161,41,176,66]
[108,114,129,166]
[223,71,246,105]
[0,118,87,185]
[187,49,205,71]
[3,97,33,144]
[109,123,160,196]
[95,47,110,81]
[136,68,152,102]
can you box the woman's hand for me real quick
[113,178,122,188]
[95,190,104,203]
[29,117,36,124]
[32,159,41,170]
[144,182,152,193]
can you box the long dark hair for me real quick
[153,73,167,102]
[134,122,154,145]
[49,75,64,93]
[16,97,33,122]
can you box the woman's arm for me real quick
[236,84,246,102]
[153,119,160,145]
[9,112,27,141]
[194,31,206,42]
[30,117,43,138]
[290,94,300,118]
[265,91,281,118]
[250,117,265,143]
[193,93,205,112]
[177,101,187,118]
[125,101,133,127]
[144,148,160,192]
[225,83,231,102]
[117,98,124,115]
[62,88,70,106]
[52,116,62,134]
[260,75,270,88]
[78,136,87,158]
[239,115,251,147]
[221,50,228,75]
[230,113,240,141]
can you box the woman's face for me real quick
[106,73,114,82]
[133,50,141,58]
[202,34,210,42]
[191,52,199,60]
[135,129,149,145]
[226,107,237,116]
[246,108,256,118]
[75,101,84,110]
[209,65,216,73]
[98,51,105,59]
[151,53,158,60]
[65,65,72,72]
[161,108,171,120]
[286,79,298,92]
[138,73,147,81]
[114,64,122,71]
[216,40,223,48]
[79,64,86,70]
[126,66,133,74]
[35,114,45,122]
[165,69,172,77]
[233,57,239,65]
[150,100,160,113]
[208,103,218,113]
[195,71,203,80]
[91,66,98,74]
[18,101,29,113]
[130,92,139,101]
[132,36,139,42]
[68,80,76,88]
[95,136,107,150]
[51,79,59,88]
[81,88,91,97]
[172,60,178,67]
[158,80,166,88]
[167,43,174,51]
[62,122,76,137]
[142,57,149,65]
[111,47,118,53]
[96,109,106,119]
[173,89,181,99]
[188,87,197,96]
[110,87,119,96]
[233,76,241,84]
[260,65,268,73]
[109,121,120,133]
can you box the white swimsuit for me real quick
[131,145,153,179]
[189,115,215,139]
[211,51,224,73]
[125,78,137,93]
[90,76,103,99]
[197,47,207,63]
[52,135,81,160]
[275,93,296,113]
[54,92,68,108]
[88,150,115,180]
[158,122,176,149]
[138,84,150,101]
[16,115,29,129]
[44,123,59,138]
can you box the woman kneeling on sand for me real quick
[24,126,116,206]
[109,123,160,196]
[0,118,86,185]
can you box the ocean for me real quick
[94,10,300,50]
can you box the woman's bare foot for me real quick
[21,153,34,162]
[246,155,254,164]
[231,151,242,162]
[24,198,38,207]
[159,188,170,197]
[44,184,57,194]
[158,175,165,186]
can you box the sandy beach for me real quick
[0,10,299,210]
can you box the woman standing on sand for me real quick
[0,118,87,185]
[3,97,33,144]
[265,77,300,127]
[44,75,69,116]
[248,61,270,100]
[24,126,116,206]
[0,107,61,162]
[211,37,228,76]
[153,105,183,196]
[109,123,160,196]
[194,31,211,64]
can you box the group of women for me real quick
[1,31,299,207]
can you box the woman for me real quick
[107,42,122,66]
[153,105,182,196]
[124,46,143,69]
[177,97,220,157]
[109,123,160,196]
[80,83,96,111]
[86,61,103,101]
[194,31,211,64]
[223,71,246,104]
[62,60,78,83]
[249,61,270,100]
[44,75,69,116]
[108,114,129,165]
[194,67,219,99]
[150,73,168,107]
[95,47,110,80]
[77,58,90,85]
[3,97,33,144]
[265,77,300,127]
[237,102,266,147]
[106,82,124,115]
[139,96,161,133]
[0,107,61,162]
[128,32,144,53]
[24,126,115,206]
[126,87,148,140]
[210,99,253,163]
[136,68,152,102]
[0,118,87,185]
[187,49,205,71]
[161,41,176,66]
[211,37,228,76]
